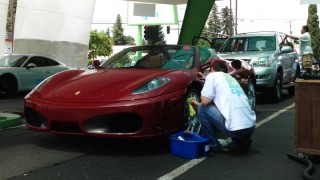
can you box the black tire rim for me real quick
[275,75,282,100]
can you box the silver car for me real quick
[0,54,70,96]
[218,31,299,102]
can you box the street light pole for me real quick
[286,20,294,35]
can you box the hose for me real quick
[287,153,319,180]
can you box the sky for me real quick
[91,0,319,44]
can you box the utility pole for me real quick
[235,0,238,35]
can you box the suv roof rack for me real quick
[237,31,286,35]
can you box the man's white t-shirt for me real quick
[201,72,256,131]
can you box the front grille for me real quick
[51,121,81,133]
[84,113,143,134]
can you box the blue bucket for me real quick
[169,131,210,159]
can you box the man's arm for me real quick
[190,95,212,108]
[287,34,299,40]
[200,95,212,106]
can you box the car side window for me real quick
[43,57,60,66]
[26,57,43,67]
[26,57,59,67]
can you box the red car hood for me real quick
[34,69,193,102]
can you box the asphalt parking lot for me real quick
[1,91,320,180]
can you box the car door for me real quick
[278,35,296,83]
[19,56,57,90]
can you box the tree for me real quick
[206,4,222,39]
[112,14,127,45]
[6,0,17,32]
[220,6,234,36]
[106,28,111,37]
[125,35,136,45]
[307,4,320,62]
[88,30,113,60]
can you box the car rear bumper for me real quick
[25,90,185,139]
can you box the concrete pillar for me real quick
[13,0,96,68]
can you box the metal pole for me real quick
[10,0,14,52]
[235,0,238,35]
[290,21,292,35]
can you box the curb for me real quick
[0,113,22,129]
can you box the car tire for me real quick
[271,72,282,102]
[295,66,301,79]
[0,75,18,97]
[287,86,295,96]
[247,78,256,111]
[182,88,200,132]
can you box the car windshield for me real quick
[0,55,28,67]
[220,36,276,52]
[100,45,195,70]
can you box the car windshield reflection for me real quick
[220,36,276,52]
[100,45,195,70]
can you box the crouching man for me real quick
[191,60,256,153]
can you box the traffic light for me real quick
[166,26,170,34]
[144,26,152,41]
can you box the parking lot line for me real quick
[256,103,295,128]
[157,103,295,180]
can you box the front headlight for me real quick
[251,56,274,67]
[34,77,52,92]
[132,77,170,94]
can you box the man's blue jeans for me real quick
[198,103,255,148]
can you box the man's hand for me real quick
[190,99,199,108]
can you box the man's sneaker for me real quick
[208,144,222,154]
[227,138,252,153]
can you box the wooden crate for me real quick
[295,79,320,155]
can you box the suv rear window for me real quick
[220,36,276,52]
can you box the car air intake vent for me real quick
[84,113,143,134]
[226,59,251,63]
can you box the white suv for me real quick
[218,31,299,102]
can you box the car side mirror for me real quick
[26,63,37,69]
[280,46,292,54]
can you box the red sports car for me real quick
[25,45,256,139]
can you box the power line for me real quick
[238,18,306,21]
